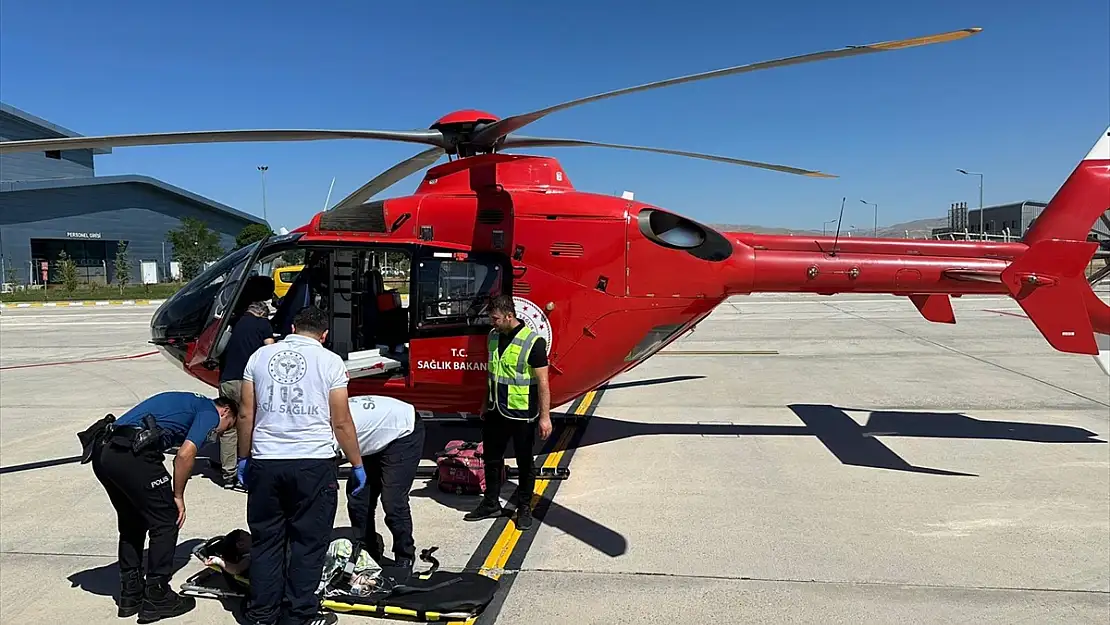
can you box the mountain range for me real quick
[707,216,948,239]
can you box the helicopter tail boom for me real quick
[726,236,1103,357]
[724,126,1110,359]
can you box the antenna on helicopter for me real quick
[323,177,336,211]
[829,197,846,257]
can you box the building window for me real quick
[45,150,61,160]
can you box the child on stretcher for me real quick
[201,529,383,595]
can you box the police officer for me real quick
[90,390,239,620]
[236,306,366,625]
[336,394,425,569]
[463,294,552,530]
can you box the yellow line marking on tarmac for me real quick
[443,391,598,624]
[477,390,597,581]
[0,299,165,308]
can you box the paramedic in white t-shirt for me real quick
[236,306,365,625]
[336,394,425,570]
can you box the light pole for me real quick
[257,165,269,224]
[860,199,878,237]
[957,169,983,238]
[823,219,838,235]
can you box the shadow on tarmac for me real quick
[410,478,629,558]
[565,404,1106,479]
[67,539,206,612]
[7,373,1106,563]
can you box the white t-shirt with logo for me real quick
[244,333,349,460]
[336,395,416,459]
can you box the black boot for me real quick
[515,503,533,530]
[118,568,144,617]
[463,497,504,521]
[136,578,195,623]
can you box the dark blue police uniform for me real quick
[91,391,220,616]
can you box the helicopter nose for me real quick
[152,340,190,374]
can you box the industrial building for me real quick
[931,200,1048,240]
[932,200,1110,242]
[0,102,267,287]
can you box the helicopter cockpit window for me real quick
[150,243,258,343]
[414,255,504,330]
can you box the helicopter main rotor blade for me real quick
[330,147,444,211]
[471,27,982,146]
[501,135,835,178]
[0,128,447,155]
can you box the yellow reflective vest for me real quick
[487,325,540,421]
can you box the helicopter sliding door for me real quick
[406,247,510,413]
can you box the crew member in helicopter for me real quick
[217,299,275,489]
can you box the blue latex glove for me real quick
[237,458,249,489]
[350,465,367,496]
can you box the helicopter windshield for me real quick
[150,242,260,344]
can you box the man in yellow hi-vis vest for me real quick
[463,294,552,530]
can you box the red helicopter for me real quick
[3,26,1108,417]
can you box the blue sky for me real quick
[2,0,1107,234]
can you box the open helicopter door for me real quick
[186,232,304,373]
[404,247,511,415]
[323,246,411,381]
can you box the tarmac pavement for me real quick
[1,294,1107,624]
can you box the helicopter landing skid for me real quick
[416,411,588,423]
[413,465,570,481]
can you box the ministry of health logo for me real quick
[268,350,307,385]
[513,296,552,355]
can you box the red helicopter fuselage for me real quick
[155,153,738,414]
[150,137,1110,414]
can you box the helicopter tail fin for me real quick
[1000,127,1110,358]
[1000,238,1100,355]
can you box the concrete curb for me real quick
[0,299,166,308]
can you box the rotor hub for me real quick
[431,109,500,129]
[431,110,502,157]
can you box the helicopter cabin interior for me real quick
[224,238,507,383]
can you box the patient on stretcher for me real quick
[200,529,253,575]
[184,528,500,620]
[200,529,383,595]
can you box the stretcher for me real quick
[180,530,500,622]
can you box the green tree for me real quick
[57,250,78,292]
[281,249,305,265]
[166,217,224,281]
[235,223,273,249]
[114,241,132,295]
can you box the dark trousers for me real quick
[481,410,537,505]
[245,458,338,624]
[90,439,179,584]
[346,418,425,562]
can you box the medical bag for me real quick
[434,440,504,496]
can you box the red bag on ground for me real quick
[435,440,505,495]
